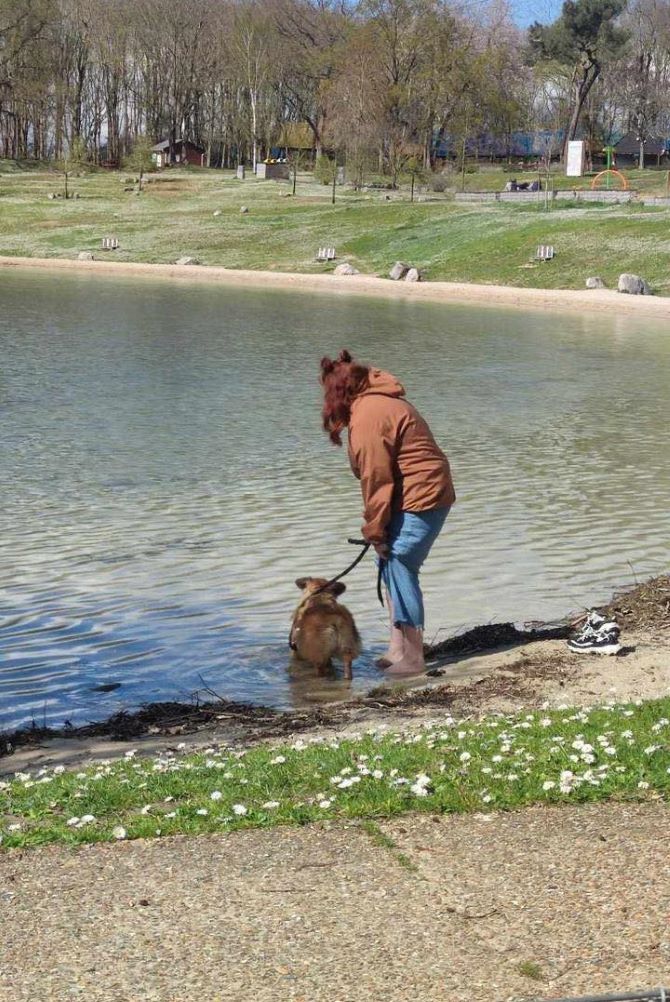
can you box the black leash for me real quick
[320,538,385,607]
[289,538,385,650]
[312,538,372,595]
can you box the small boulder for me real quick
[73,192,80,200]
[240,205,249,214]
[175,256,199,266]
[389,261,410,281]
[405,267,421,282]
[585,276,606,289]
[78,251,95,261]
[213,210,222,217]
[48,193,55,200]
[334,262,359,276]
[618,273,651,295]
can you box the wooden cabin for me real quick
[613,132,669,167]
[151,139,205,168]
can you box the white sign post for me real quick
[566,140,585,177]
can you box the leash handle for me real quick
[350,537,385,608]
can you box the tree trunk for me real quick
[639,138,645,169]
[563,62,600,161]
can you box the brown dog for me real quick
[290,578,361,679]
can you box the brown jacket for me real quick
[347,369,455,544]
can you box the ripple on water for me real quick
[1,274,669,728]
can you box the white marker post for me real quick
[566,140,585,177]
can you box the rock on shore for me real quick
[389,261,410,280]
[618,273,651,295]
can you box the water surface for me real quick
[1,270,669,728]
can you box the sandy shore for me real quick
[2,575,668,774]
[3,254,670,318]
[5,625,668,775]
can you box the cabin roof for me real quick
[152,139,205,152]
[614,132,669,156]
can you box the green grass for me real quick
[359,819,420,872]
[518,960,545,981]
[1,164,670,293]
[2,697,668,851]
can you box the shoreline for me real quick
[3,254,670,318]
[3,574,668,775]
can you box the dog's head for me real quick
[295,577,346,599]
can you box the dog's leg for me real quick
[342,656,353,681]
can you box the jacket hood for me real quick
[357,368,406,399]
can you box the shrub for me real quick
[314,155,337,185]
[430,174,449,192]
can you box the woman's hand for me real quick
[374,541,390,560]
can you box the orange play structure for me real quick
[591,169,629,190]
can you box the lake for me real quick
[1,269,669,730]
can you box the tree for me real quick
[57,134,86,197]
[232,2,276,169]
[615,0,670,166]
[123,134,154,189]
[273,0,350,157]
[0,0,55,158]
[286,147,309,194]
[529,0,628,157]
[324,21,386,187]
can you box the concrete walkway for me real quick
[1,802,668,1002]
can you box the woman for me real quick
[320,349,455,677]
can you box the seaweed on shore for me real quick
[602,574,670,632]
[0,700,278,758]
[425,620,570,662]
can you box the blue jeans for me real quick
[380,507,450,628]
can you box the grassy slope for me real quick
[1,697,668,849]
[1,165,670,293]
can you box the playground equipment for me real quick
[591,146,629,190]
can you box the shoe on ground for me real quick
[579,609,620,636]
[570,609,620,642]
[567,628,621,655]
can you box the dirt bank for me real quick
[2,576,668,776]
[2,254,670,318]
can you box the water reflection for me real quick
[1,270,669,728]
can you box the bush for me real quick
[314,155,336,185]
[430,174,449,192]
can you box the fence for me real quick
[454,189,634,204]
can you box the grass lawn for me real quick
[1,163,670,293]
[2,696,668,850]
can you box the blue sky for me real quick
[455,0,562,30]
[510,0,562,27]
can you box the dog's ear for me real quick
[329,581,346,596]
[295,577,309,590]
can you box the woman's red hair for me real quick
[320,349,370,446]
